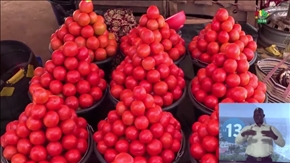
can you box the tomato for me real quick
[190,142,206,160]
[204,30,217,43]
[26,117,43,131]
[160,149,175,163]
[53,66,67,81]
[43,111,60,127]
[226,73,241,87]
[113,153,134,163]
[231,86,248,102]
[221,20,233,32]
[212,68,226,83]
[103,149,118,162]
[201,153,218,163]
[243,48,255,61]
[46,95,63,111]
[256,81,267,93]
[47,141,63,156]
[225,43,240,59]
[61,134,78,150]
[211,83,227,98]
[60,119,77,134]
[197,124,208,139]
[29,130,46,145]
[201,77,213,93]
[134,115,149,130]
[11,153,27,163]
[50,38,62,50]
[129,140,146,156]
[234,40,245,51]
[215,8,229,22]
[125,125,139,141]
[247,41,257,51]
[153,81,168,96]
[196,38,208,52]
[239,35,249,46]
[211,20,220,31]
[146,5,160,19]
[218,31,229,43]
[202,135,218,153]
[30,145,47,162]
[204,95,218,109]
[3,145,17,160]
[239,73,250,86]
[252,89,266,103]
[15,122,29,138]
[206,42,219,55]
[103,132,118,147]
[65,149,82,163]
[45,126,62,142]
[237,59,250,73]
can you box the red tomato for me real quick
[47,141,63,156]
[30,145,47,162]
[204,95,218,109]
[43,111,60,127]
[32,88,49,104]
[45,95,63,111]
[212,68,227,83]
[45,126,62,142]
[134,115,149,130]
[3,145,17,160]
[61,134,78,150]
[112,153,134,163]
[60,119,77,134]
[252,89,266,103]
[139,129,153,144]
[125,126,139,140]
[29,130,46,145]
[243,48,255,61]
[153,81,168,96]
[64,149,81,163]
[129,140,146,156]
[201,136,218,152]
[226,73,241,88]
[231,86,248,102]
[218,31,229,43]
[160,149,175,163]
[26,117,43,131]
[211,83,227,98]
[11,153,27,163]
[115,139,129,153]
[207,42,219,55]
[223,59,237,73]
[215,8,229,22]
[190,143,206,160]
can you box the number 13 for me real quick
[226,124,242,137]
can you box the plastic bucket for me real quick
[93,57,114,83]
[1,124,94,162]
[94,129,186,163]
[188,80,269,115]
[48,0,76,26]
[189,51,258,76]
[108,86,186,118]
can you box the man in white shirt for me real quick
[235,107,286,163]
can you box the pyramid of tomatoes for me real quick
[50,0,118,62]
[188,9,257,64]
[93,86,183,163]
[190,8,267,111]
[120,6,186,62]
[1,88,90,163]
[189,111,219,163]
[30,41,107,110]
[110,6,186,108]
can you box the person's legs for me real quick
[245,156,273,163]
[264,156,273,163]
[245,156,258,163]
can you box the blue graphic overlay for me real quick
[219,103,290,162]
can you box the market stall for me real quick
[1,0,290,163]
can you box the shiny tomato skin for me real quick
[29,130,46,145]
[64,149,82,163]
[11,153,27,163]
[61,134,78,150]
[60,119,77,134]
[45,126,62,142]
[45,95,63,111]
[43,111,60,128]
[30,145,47,162]
[3,145,17,160]
[129,140,146,156]
[115,139,130,153]
[46,141,63,156]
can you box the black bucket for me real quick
[48,0,76,26]
[94,129,186,163]
[189,51,258,76]
[1,124,94,162]
[108,86,186,118]
[93,57,114,83]
[188,81,269,115]
[0,40,39,136]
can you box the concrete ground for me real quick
[1,1,58,61]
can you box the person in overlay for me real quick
[235,107,286,163]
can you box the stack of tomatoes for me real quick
[1,88,90,163]
[190,9,267,110]
[93,86,183,163]
[110,6,186,108]
[188,8,257,64]
[29,41,107,110]
[189,111,219,163]
[120,5,186,62]
[50,0,118,62]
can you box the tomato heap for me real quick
[120,5,186,62]
[1,88,90,163]
[50,0,118,62]
[190,9,267,110]
[188,8,257,64]
[189,111,219,163]
[93,86,183,163]
[29,41,107,110]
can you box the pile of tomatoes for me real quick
[190,9,267,110]
[120,6,186,62]
[189,111,219,163]
[93,86,183,163]
[109,6,186,108]
[188,9,257,64]
[1,88,90,163]
[29,41,107,110]
[50,0,118,61]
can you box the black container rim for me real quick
[189,50,258,68]
[108,85,187,111]
[94,129,186,163]
[188,79,269,115]
[27,87,108,115]
[1,124,94,163]
[47,0,75,5]
[49,43,114,65]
